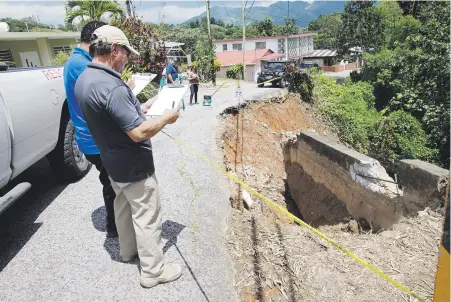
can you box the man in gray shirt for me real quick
[75,25,182,288]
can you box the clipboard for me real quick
[145,84,189,117]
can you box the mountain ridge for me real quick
[184,1,345,27]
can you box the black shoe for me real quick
[194,102,198,104]
[106,229,118,238]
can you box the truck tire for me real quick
[47,114,91,182]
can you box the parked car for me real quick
[299,60,319,70]
[257,61,288,88]
[0,63,91,214]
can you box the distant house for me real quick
[216,48,284,82]
[214,33,315,61]
[302,49,337,67]
[0,32,79,67]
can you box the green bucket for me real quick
[203,94,212,106]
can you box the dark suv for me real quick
[257,61,287,88]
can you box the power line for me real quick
[244,0,256,20]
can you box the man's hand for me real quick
[163,106,180,124]
[126,78,135,90]
[141,103,149,114]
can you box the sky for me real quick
[0,0,309,26]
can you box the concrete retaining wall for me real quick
[283,131,449,230]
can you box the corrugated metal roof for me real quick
[303,49,337,58]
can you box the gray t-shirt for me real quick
[75,62,155,183]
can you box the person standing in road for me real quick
[64,21,135,238]
[75,25,183,288]
[165,58,178,84]
[188,66,199,105]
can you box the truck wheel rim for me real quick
[72,140,87,169]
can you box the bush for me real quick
[112,17,166,75]
[214,59,222,72]
[312,74,380,153]
[51,45,75,66]
[368,111,438,169]
[226,63,243,80]
[51,51,70,66]
[194,36,216,82]
[284,60,314,102]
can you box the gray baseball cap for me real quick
[92,25,139,56]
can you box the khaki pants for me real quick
[110,174,165,278]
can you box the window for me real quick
[255,42,266,50]
[0,49,13,64]
[278,39,285,54]
[222,44,228,51]
[232,43,242,51]
[53,45,72,55]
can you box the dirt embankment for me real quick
[217,94,442,302]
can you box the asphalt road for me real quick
[0,80,285,302]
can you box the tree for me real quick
[283,18,298,35]
[338,0,384,59]
[65,0,124,25]
[360,1,450,168]
[111,17,165,75]
[194,36,216,82]
[1,17,54,32]
[256,17,274,36]
[307,13,342,49]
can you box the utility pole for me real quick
[206,0,216,85]
[241,0,246,81]
[126,0,133,18]
[286,0,289,61]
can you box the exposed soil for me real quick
[217,94,442,302]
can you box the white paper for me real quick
[146,84,189,116]
[131,73,157,96]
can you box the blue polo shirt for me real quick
[166,63,178,81]
[64,47,99,155]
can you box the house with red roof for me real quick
[216,48,284,82]
[214,33,315,81]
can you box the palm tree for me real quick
[65,0,124,25]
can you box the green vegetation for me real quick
[307,13,342,49]
[192,36,216,83]
[226,64,243,80]
[369,111,437,169]
[312,75,380,154]
[295,1,449,170]
[285,61,314,103]
[51,50,71,66]
[65,0,124,25]
[0,17,75,32]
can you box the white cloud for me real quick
[138,5,206,24]
[0,2,66,25]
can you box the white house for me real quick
[0,32,79,67]
[214,33,315,60]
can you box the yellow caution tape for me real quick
[257,76,282,86]
[161,130,427,302]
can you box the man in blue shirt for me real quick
[166,59,178,84]
[64,21,122,238]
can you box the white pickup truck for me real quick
[0,64,91,213]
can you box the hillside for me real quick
[184,1,345,28]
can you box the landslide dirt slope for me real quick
[217,94,442,302]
